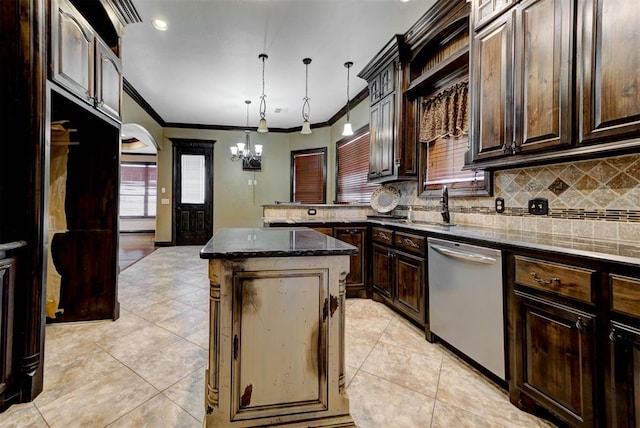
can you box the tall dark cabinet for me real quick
[0,0,139,412]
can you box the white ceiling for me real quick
[121,0,437,130]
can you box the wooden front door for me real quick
[171,138,215,246]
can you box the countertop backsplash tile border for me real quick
[391,153,640,243]
[263,153,640,244]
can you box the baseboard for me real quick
[154,241,173,247]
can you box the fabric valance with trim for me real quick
[419,80,469,144]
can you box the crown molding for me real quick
[123,79,369,133]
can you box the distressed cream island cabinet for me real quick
[199,228,357,427]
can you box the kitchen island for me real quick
[200,227,357,427]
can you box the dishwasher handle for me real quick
[429,244,498,265]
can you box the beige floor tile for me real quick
[344,364,358,388]
[436,352,543,427]
[36,365,158,428]
[97,323,181,363]
[35,345,124,407]
[185,325,209,349]
[154,306,209,338]
[347,370,435,428]
[124,338,208,391]
[106,394,200,427]
[163,366,207,422]
[379,316,443,360]
[132,298,195,323]
[360,341,442,398]
[344,333,377,368]
[0,402,48,428]
[172,286,210,308]
[432,400,507,428]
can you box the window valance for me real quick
[419,80,469,144]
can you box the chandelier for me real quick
[230,100,263,170]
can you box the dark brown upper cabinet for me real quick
[468,0,640,170]
[469,0,573,166]
[359,36,417,183]
[51,0,122,121]
[469,10,515,163]
[577,0,640,146]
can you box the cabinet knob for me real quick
[575,317,587,332]
[609,327,618,343]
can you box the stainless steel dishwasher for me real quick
[427,237,505,380]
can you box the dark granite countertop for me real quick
[200,227,358,259]
[263,218,640,267]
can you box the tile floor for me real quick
[0,246,554,427]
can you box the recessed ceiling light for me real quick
[400,0,410,2]
[151,18,168,31]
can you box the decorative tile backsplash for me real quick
[394,153,640,243]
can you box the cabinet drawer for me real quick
[610,274,640,318]
[394,231,425,255]
[371,227,393,245]
[514,256,594,304]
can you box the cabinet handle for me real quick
[575,317,587,333]
[530,272,560,285]
[376,231,391,241]
[609,327,619,343]
[401,238,420,249]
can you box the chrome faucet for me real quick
[440,185,450,224]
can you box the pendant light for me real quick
[342,61,354,136]
[301,58,312,135]
[257,53,269,133]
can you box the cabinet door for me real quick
[470,11,514,162]
[609,322,640,428]
[379,63,395,99]
[578,0,640,145]
[368,103,381,179]
[372,244,393,299]
[514,0,573,153]
[394,251,425,325]
[368,75,381,105]
[52,0,95,104]
[368,94,396,179]
[474,0,517,30]
[95,38,122,120]
[334,227,367,292]
[231,269,330,420]
[513,291,596,427]
[0,258,15,400]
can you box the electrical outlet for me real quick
[528,198,548,215]
[495,197,505,213]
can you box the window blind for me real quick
[336,132,379,203]
[292,149,326,204]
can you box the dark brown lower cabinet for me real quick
[609,322,640,427]
[511,290,596,427]
[271,223,369,298]
[334,227,368,298]
[371,227,426,327]
[0,253,18,410]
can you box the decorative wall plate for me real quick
[370,185,401,213]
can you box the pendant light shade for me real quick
[301,58,312,135]
[257,53,269,133]
[342,61,354,136]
